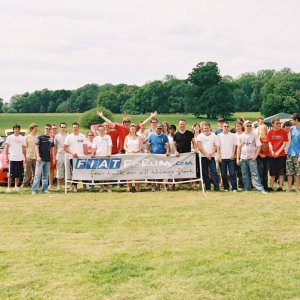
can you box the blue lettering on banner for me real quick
[175,161,193,166]
[75,158,121,170]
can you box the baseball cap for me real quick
[169,124,176,131]
[156,123,163,129]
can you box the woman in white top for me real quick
[124,124,143,192]
[234,122,244,190]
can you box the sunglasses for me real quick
[61,126,66,128]
[45,127,51,130]
[246,125,252,127]
[223,125,229,128]
[88,134,94,136]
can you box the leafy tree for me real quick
[0,98,3,113]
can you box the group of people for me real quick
[2,111,300,194]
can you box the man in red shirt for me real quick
[97,111,157,153]
[267,117,288,191]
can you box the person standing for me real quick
[236,120,267,193]
[197,122,219,192]
[216,122,237,192]
[22,123,39,187]
[103,122,119,155]
[286,113,300,193]
[234,122,244,190]
[31,124,55,194]
[5,124,25,193]
[64,122,88,192]
[48,124,58,189]
[214,118,225,135]
[267,118,288,191]
[54,122,68,191]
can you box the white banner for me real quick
[71,153,197,181]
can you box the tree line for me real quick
[1,62,300,118]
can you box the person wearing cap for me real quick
[214,118,225,135]
[145,123,170,191]
[236,120,267,193]
[286,113,300,193]
[97,111,157,153]
[267,117,288,191]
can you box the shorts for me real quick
[269,156,286,177]
[9,161,24,179]
[286,155,300,177]
[56,157,67,179]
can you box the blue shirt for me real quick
[148,133,169,154]
[288,126,300,157]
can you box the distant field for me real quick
[0,112,261,134]
[0,190,299,299]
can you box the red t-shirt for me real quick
[267,129,288,157]
[259,138,269,156]
[106,130,119,154]
[114,123,141,151]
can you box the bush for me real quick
[7,107,17,113]
[79,107,114,129]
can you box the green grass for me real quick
[0,188,299,299]
[0,112,262,134]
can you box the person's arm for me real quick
[4,142,9,163]
[96,110,115,127]
[136,137,143,153]
[35,144,41,162]
[140,111,157,126]
[198,141,208,157]
[64,144,77,158]
[123,136,130,153]
[191,137,198,153]
[268,142,274,157]
[236,146,241,165]
[83,144,88,156]
[252,146,261,161]
[231,143,235,160]
[165,142,170,157]
[108,146,112,156]
[173,138,180,157]
[145,140,151,153]
[216,146,222,163]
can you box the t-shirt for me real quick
[259,138,270,156]
[106,130,119,154]
[173,130,194,153]
[267,129,288,157]
[64,133,87,157]
[216,132,236,159]
[114,123,141,152]
[92,135,112,156]
[287,126,300,157]
[196,132,217,157]
[6,134,24,161]
[147,133,169,154]
[23,134,38,160]
[36,134,54,162]
[237,132,261,160]
[168,135,174,154]
[54,133,68,159]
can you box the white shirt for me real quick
[92,135,112,156]
[237,132,261,160]
[54,133,68,159]
[196,132,217,157]
[216,132,236,159]
[64,133,87,157]
[6,134,24,161]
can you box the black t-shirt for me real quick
[173,130,194,153]
[36,135,54,162]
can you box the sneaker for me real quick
[72,185,78,193]
[277,187,283,192]
[48,185,53,190]
[31,191,37,195]
[107,189,112,193]
[151,187,156,192]
[99,189,104,193]
[238,187,243,191]
[286,189,292,193]
[233,190,237,193]
[6,188,12,193]
[43,190,51,194]
[224,189,229,192]
[14,187,20,192]
[56,186,61,191]
[131,187,136,193]
[259,190,268,194]
[268,188,274,192]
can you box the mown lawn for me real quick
[0,189,299,299]
[0,112,261,134]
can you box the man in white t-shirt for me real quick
[64,122,88,192]
[216,122,237,192]
[197,122,219,191]
[236,120,267,193]
[5,124,25,193]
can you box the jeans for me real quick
[257,156,269,191]
[201,157,219,191]
[240,159,264,191]
[234,160,244,189]
[220,159,237,190]
[31,161,50,192]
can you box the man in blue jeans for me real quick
[216,122,237,192]
[31,124,55,195]
[236,120,267,194]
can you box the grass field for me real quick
[0,112,261,134]
[0,189,299,299]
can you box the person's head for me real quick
[162,121,169,134]
[60,122,67,134]
[72,122,80,134]
[98,124,105,136]
[291,113,300,125]
[258,124,268,139]
[192,123,201,134]
[257,117,264,126]
[236,117,245,124]
[139,122,146,130]
[103,122,110,132]
[87,131,95,141]
[178,119,186,131]
[282,121,292,132]
[13,124,21,135]
[44,124,52,135]
[222,121,230,133]
[51,124,58,136]
[29,123,39,135]
[202,122,211,135]
[122,117,131,129]
[217,118,225,129]
[169,124,176,136]
[150,117,158,129]
[129,124,137,135]
[244,120,252,133]
[155,123,163,135]
[235,122,243,133]
[271,117,281,130]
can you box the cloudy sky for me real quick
[0,0,299,101]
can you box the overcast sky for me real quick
[0,0,299,102]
